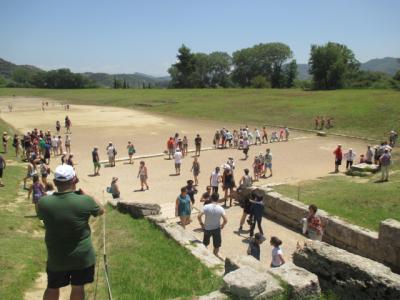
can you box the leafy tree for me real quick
[309,42,359,89]
[394,70,400,81]
[232,42,293,88]
[285,60,298,88]
[207,52,232,87]
[251,75,270,88]
[168,44,196,88]
[12,68,34,85]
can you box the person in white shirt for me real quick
[197,193,228,258]
[173,149,183,175]
[254,128,261,145]
[344,148,356,170]
[51,136,59,156]
[270,236,285,268]
[106,142,116,167]
[209,167,221,193]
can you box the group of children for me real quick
[213,126,290,150]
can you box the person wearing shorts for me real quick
[263,149,273,178]
[92,147,100,176]
[194,134,202,157]
[198,193,227,258]
[38,165,104,300]
[173,149,182,175]
[333,144,342,173]
[210,167,221,194]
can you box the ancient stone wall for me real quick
[239,187,400,272]
[293,241,400,300]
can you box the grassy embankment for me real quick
[1,88,399,139]
[0,119,46,300]
[275,151,400,231]
[86,207,222,300]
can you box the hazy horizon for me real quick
[1,0,399,76]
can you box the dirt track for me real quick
[1,96,369,299]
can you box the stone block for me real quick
[351,163,379,173]
[293,241,400,300]
[225,255,268,274]
[117,201,161,218]
[198,290,228,300]
[223,266,267,299]
[379,219,400,248]
[268,262,321,299]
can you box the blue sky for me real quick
[0,0,399,76]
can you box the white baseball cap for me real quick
[54,165,76,182]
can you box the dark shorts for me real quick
[335,159,342,166]
[203,228,221,248]
[47,265,95,289]
[0,168,3,178]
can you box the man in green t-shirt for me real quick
[38,165,104,300]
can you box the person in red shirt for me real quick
[333,144,342,173]
[167,137,174,160]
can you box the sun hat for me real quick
[54,165,76,182]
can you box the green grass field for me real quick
[275,152,400,231]
[87,208,222,300]
[1,88,399,139]
[0,120,46,300]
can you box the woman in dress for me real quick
[222,167,235,207]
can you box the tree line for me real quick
[169,42,400,90]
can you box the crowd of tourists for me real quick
[333,140,394,181]
[1,102,398,300]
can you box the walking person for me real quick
[197,193,228,258]
[137,161,149,191]
[56,120,61,134]
[242,137,250,160]
[175,187,192,229]
[0,154,6,187]
[186,180,198,204]
[173,149,183,175]
[13,134,21,158]
[333,144,343,173]
[92,147,101,176]
[51,136,58,157]
[167,137,174,160]
[254,128,261,145]
[65,135,71,154]
[262,126,268,144]
[191,157,200,186]
[210,167,221,194]
[262,148,273,178]
[2,132,9,154]
[194,134,202,157]
[182,136,188,157]
[344,148,356,170]
[27,174,45,215]
[65,116,72,134]
[284,126,290,141]
[379,149,391,182]
[38,165,104,300]
[127,141,136,164]
[222,167,235,207]
[106,142,116,167]
[249,191,264,237]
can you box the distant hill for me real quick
[296,57,400,80]
[0,58,170,87]
[360,57,400,76]
[0,58,42,79]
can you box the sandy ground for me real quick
[1,97,369,299]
